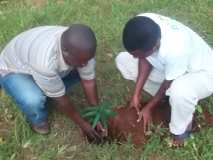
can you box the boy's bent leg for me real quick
[115,52,164,96]
[115,52,139,81]
[166,71,213,136]
[0,73,48,128]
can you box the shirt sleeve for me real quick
[31,68,65,97]
[77,58,96,80]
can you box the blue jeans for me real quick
[0,70,80,125]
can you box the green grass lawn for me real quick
[0,0,213,159]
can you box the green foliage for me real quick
[81,102,117,128]
[207,96,213,114]
[196,104,203,114]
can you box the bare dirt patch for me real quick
[107,101,213,147]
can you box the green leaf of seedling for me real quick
[103,108,117,118]
[99,104,105,113]
[81,101,116,129]
[81,110,97,118]
[100,114,108,128]
[92,114,101,128]
[104,109,114,116]
[81,106,99,113]
[101,119,108,129]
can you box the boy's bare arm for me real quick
[129,58,152,112]
[137,80,172,132]
[81,79,98,105]
[53,95,101,143]
[145,80,172,110]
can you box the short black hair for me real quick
[61,24,97,56]
[123,16,161,52]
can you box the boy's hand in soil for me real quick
[129,95,141,114]
[136,80,172,132]
[96,122,108,137]
[129,58,152,114]
[54,95,102,144]
[137,105,152,132]
[80,120,102,144]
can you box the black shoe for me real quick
[31,121,50,135]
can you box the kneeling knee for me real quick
[21,95,46,110]
[168,81,196,106]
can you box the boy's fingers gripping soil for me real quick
[135,106,140,115]
[137,111,143,123]
[128,97,141,114]
[96,122,105,131]
[81,121,102,144]
[142,113,148,132]
[144,113,153,133]
[144,117,151,133]
[86,129,102,144]
[131,104,141,115]
[137,110,151,133]
[96,122,108,137]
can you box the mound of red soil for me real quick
[107,102,213,147]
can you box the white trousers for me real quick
[115,52,213,135]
